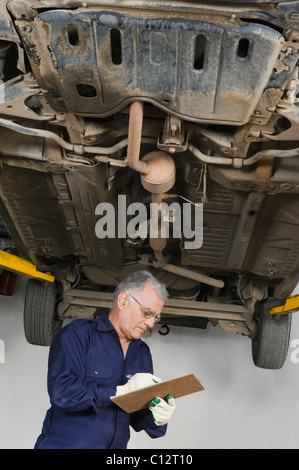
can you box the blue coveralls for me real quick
[34,313,167,449]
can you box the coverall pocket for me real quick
[85,359,113,378]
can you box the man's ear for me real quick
[117,291,129,310]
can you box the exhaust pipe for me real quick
[127,101,224,289]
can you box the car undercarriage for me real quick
[0,0,298,369]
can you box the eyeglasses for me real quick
[128,294,161,324]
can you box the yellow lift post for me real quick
[270,294,299,316]
[0,250,54,283]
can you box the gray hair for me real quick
[111,270,168,309]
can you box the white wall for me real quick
[1,275,299,449]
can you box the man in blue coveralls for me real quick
[34,270,176,449]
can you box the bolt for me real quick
[56,113,66,122]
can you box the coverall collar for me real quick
[96,313,115,332]
[96,313,144,349]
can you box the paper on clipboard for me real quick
[111,373,204,413]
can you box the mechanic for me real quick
[34,270,176,449]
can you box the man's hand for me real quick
[116,373,161,396]
[149,394,176,426]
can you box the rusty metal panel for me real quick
[53,164,125,266]
[16,9,283,125]
[0,164,74,265]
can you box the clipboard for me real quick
[111,373,204,413]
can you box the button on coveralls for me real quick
[34,314,167,449]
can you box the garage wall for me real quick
[0,276,299,449]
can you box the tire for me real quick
[24,278,63,346]
[251,298,292,370]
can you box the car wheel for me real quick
[251,298,292,370]
[24,278,63,346]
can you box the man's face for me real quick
[117,284,165,341]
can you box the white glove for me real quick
[149,394,176,426]
[116,373,161,396]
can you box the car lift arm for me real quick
[270,294,299,315]
[0,250,54,283]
